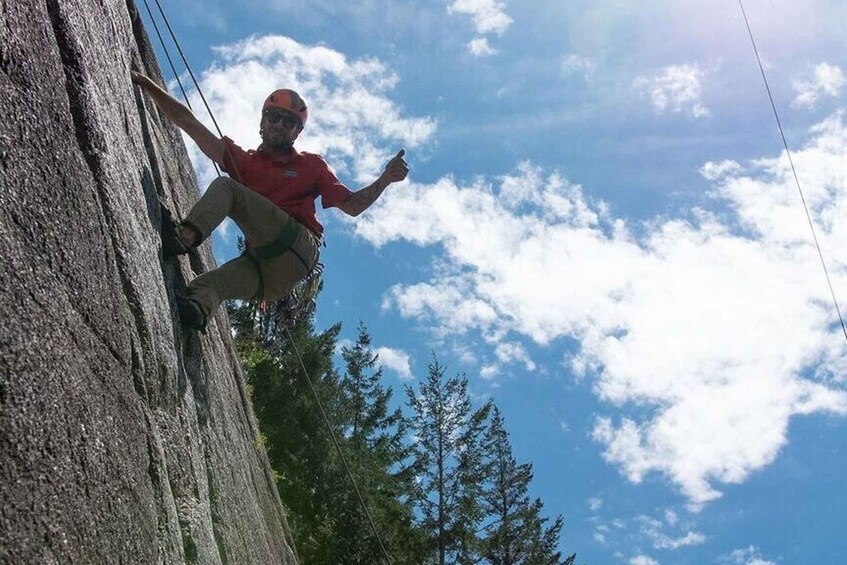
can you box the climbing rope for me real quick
[140,0,190,109]
[143,0,221,177]
[140,4,393,563]
[283,325,393,564]
[737,0,847,344]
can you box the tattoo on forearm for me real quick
[347,180,387,215]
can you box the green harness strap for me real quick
[243,218,312,301]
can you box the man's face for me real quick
[261,108,302,149]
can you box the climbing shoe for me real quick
[160,205,190,257]
[177,296,208,332]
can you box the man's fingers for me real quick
[384,149,409,182]
[389,149,406,164]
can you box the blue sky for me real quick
[139,1,847,563]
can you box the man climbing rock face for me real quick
[130,71,409,331]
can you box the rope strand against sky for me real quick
[141,0,191,110]
[737,0,847,344]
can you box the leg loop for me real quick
[242,250,265,301]
[241,217,313,300]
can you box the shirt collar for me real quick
[257,144,300,164]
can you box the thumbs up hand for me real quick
[380,149,409,186]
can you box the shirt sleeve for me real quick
[314,156,353,209]
[220,137,248,183]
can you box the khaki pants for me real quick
[183,176,319,319]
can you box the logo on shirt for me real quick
[283,169,298,178]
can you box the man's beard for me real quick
[266,137,293,151]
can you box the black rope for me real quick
[140,0,191,110]
[142,3,393,560]
[737,0,847,344]
[147,0,221,176]
[152,0,226,140]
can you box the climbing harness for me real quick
[241,217,313,300]
[140,3,393,563]
[737,0,847,344]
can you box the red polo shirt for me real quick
[221,137,353,236]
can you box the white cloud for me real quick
[468,37,497,56]
[700,160,743,181]
[562,54,596,81]
[792,63,846,109]
[630,556,659,565]
[454,344,480,366]
[634,64,710,118]
[448,0,512,35]
[480,364,499,380]
[494,341,536,371]
[663,509,678,527]
[448,0,512,56]
[637,514,706,550]
[178,35,436,190]
[721,545,777,565]
[375,346,413,380]
[588,497,603,512]
[213,217,236,239]
[654,530,706,550]
[356,113,847,505]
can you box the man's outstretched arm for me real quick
[336,150,410,217]
[131,71,227,166]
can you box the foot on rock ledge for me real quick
[177,296,208,333]
[160,204,191,258]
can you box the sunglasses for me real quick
[263,109,301,129]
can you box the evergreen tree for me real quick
[230,301,349,563]
[478,406,573,565]
[329,322,423,564]
[340,322,402,444]
[406,357,492,565]
[231,305,426,564]
[523,499,569,565]
[230,300,575,565]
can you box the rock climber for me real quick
[130,71,409,331]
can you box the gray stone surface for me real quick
[0,1,297,563]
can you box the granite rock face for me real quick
[0,1,297,563]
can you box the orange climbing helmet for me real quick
[262,89,308,128]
